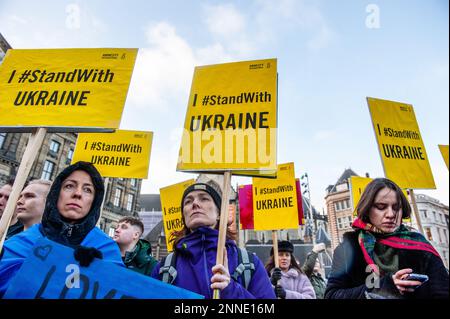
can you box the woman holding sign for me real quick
[0,161,123,297]
[151,182,275,299]
[325,178,449,299]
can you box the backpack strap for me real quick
[159,252,177,284]
[231,247,255,289]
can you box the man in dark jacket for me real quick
[113,216,157,276]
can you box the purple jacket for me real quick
[151,227,275,299]
[271,268,316,299]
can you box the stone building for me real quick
[325,168,359,250]
[411,193,449,268]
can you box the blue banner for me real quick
[3,237,203,299]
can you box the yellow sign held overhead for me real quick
[71,130,153,179]
[367,97,435,189]
[177,59,278,176]
[0,48,137,132]
[438,145,449,169]
[160,180,195,252]
[252,162,298,230]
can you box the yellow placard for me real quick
[438,145,449,169]
[0,48,137,132]
[252,162,299,230]
[350,176,375,216]
[350,176,409,220]
[71,130,152,179]
[367,97,435,189]
[177,59,278,174]
[160,179,195,252]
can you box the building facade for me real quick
[325,168,359,250]
[411,193,449,268]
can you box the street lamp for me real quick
[300,172,315,243]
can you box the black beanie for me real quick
[181,183,222,211]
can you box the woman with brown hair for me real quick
[325,178,449,299]
[265,240,315,299]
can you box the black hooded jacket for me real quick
[39,161,105,248]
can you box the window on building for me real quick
[126,194,134,211]
[345,199,351,209]
[425,227,433,241]
[444,229,449,244]
[49,140,60,153]
[337,217,343,229]
[0,133,6,148]
[67,148,74,161]
[420,210,427,219]
[130,178,137,187]
[113,188,122,207]
[108,227,115,238]
[347,216,353,227]
[432,211,437,222]
[335,200,351,212]
[334,202,340,211]
[41,160,55,180]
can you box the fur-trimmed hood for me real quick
[40,161,104,248]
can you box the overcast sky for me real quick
[1,0,448,212]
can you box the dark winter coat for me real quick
[302,251,327,299]
[151,227,276,299]
[325,231,449,299]
[123,239,157,276]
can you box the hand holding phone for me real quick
[405,273,429,289]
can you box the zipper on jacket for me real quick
[201,234,212,299]
[66,225,73,237]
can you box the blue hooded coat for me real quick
[0,161,123,297]
[151,227,275,299]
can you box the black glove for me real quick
[74,246,103,267]
[270,267,282,285]
[275,285,286,299]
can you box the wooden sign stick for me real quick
[213,171,232,300]
[272,230,279,268]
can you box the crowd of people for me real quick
[0,161,448,299]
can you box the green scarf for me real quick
[352,218,440,275]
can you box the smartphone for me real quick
[405,273,429,289]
